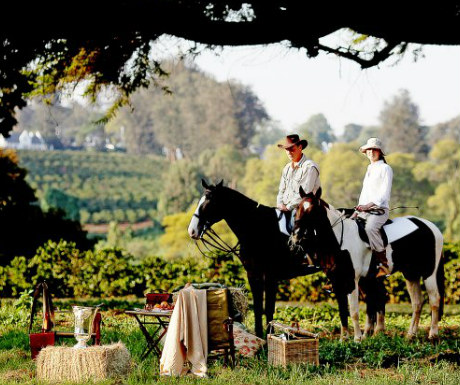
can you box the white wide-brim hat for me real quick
[359,137,385,155]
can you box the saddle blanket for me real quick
[276,209,293,236]
[384,216,419,243]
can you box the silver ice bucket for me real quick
[72,306,99,349]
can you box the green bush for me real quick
[76,248,145,297]
[1,241,459,305]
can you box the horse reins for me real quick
[330,212,345,248]
[192,213,240,258]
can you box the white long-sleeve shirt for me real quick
[277,155,321,210]
[358,160,393,209]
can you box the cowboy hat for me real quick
[277,134,308,150]
[359,137,386,155]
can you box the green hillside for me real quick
[17,150,167,225]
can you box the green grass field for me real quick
[1,301,459,384]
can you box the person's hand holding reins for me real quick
[277,203,289,212]
[355,202,375,212]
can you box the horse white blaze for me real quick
[303,201,311,211]
[188,196,206,239]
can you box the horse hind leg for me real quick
[406,279,423,339]
[374,278,387,335]
[360,278,376,338]
[424,274,441,340]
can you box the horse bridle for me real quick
[294,210,345,249]
[193,213,240,258]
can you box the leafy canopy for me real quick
[1,1,459,136]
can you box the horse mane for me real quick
[218,185,259,211]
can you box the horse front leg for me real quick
[361,277,387,337]
[348,279,362,342]
[248,275,264,338]
[264,278,278,331]
[328,272,350,340]
[336,291,350,340]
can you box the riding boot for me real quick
[374,250,390,278]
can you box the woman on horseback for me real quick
[351,137,393,278]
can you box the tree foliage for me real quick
[378,89,428,158]
[341,123,363,143]
[427,115,460,146]
[298,113,336,147]
[1,2,459,137]
[198,145,246,189]
[414,140,460,241]
[157,160,204,216]
[319,143,365,206]
[386,153,433,216]
[0,150,92,264]
[107,62,267,157]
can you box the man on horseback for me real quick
[276,134,321,232]
[351,137,393,278]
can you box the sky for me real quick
[156,36,460,136]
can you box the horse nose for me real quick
[188,227,198,239]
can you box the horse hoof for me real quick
[353,336,362,343]
[373,328,385,336]
[406,332,416,340]
[428,334,439,344]
[363,328,374,338]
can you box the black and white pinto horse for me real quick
[289,187,445,341]
[188,180,318,337]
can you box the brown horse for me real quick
[188,180,318,337]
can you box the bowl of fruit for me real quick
[153,301,174,311]
[144,293,174,311]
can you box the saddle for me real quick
[355,217,391,247]
[338,208,391,247]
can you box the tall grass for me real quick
[1,301,459,384]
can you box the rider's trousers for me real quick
[358,208,389,252]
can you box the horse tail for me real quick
[436,250,445,319]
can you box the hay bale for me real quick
[36,342,131,383]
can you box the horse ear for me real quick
[315,187,322,200]
[216,180,224,188]
[202,179,210,189]
[299,185,307,198]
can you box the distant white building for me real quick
[0,130,47,150]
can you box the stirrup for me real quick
[323,283,333,293]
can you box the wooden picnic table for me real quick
[125,309,173,360]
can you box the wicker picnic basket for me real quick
[267,321,319,366]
